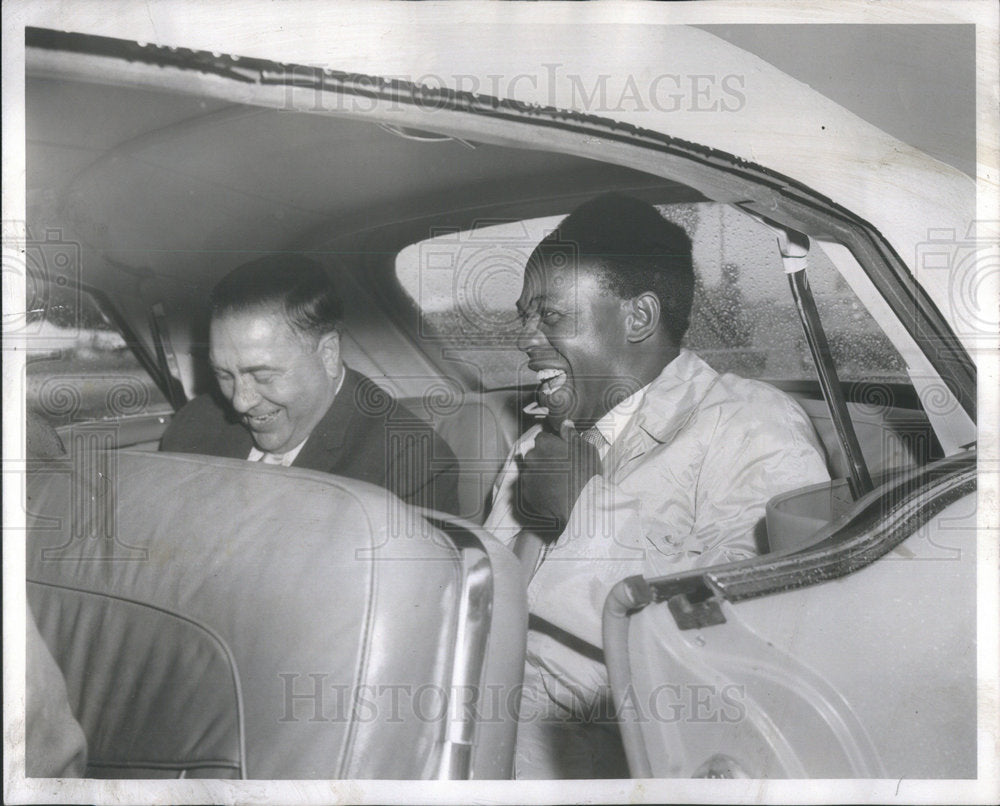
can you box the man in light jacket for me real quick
[485,193,830,778]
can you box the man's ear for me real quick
[317,330,342,377]
[625,292,661,343]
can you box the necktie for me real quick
[579,426,607,451]
[258,452,285,465]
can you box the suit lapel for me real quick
[291,367,360,472]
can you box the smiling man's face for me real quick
[516,255,631,428]
[209,306,341,454]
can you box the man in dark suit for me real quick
[161,254,459,515]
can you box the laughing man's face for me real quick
[209,305,341,454]
[516,255,631,428]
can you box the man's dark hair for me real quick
[533,193,695,345]
[209,254,342,340]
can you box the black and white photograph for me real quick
[3,1,998,803]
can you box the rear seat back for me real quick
[794,397,940,479]
[27,450,525,779]
[400,391,517,524]
[405,386,942,527]
[766,396,941,553]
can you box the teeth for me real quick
[535,368,567,396]
[545,373,567,394]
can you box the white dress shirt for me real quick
[247,440,307,466]
[583,382,650,460]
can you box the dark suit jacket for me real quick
[160,367,460,515]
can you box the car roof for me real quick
[21,9,976,357]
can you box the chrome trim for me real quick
[637,451,975,611]
[422,514,495,780]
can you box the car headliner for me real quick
[18,9,976,337]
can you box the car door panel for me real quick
[622,488,976,778]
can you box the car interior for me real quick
[22,28,977,779]
[26,74,945,509]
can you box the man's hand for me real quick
[514,424,602,542]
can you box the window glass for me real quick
[396,216,565,389]
[25,283,171,425]
[682,204,908,381]
[395,203,907,389]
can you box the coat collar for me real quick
[604,349,721,476]
[291,365,364,469]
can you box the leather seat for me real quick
[794,397,939,479]
[26,449,525,779]
[765,398,942,552]
[400,392,517,524]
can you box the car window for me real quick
[395,203,908,389]
[395,216,565,389]
[682,204,908,382]
[25,282,171,425]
